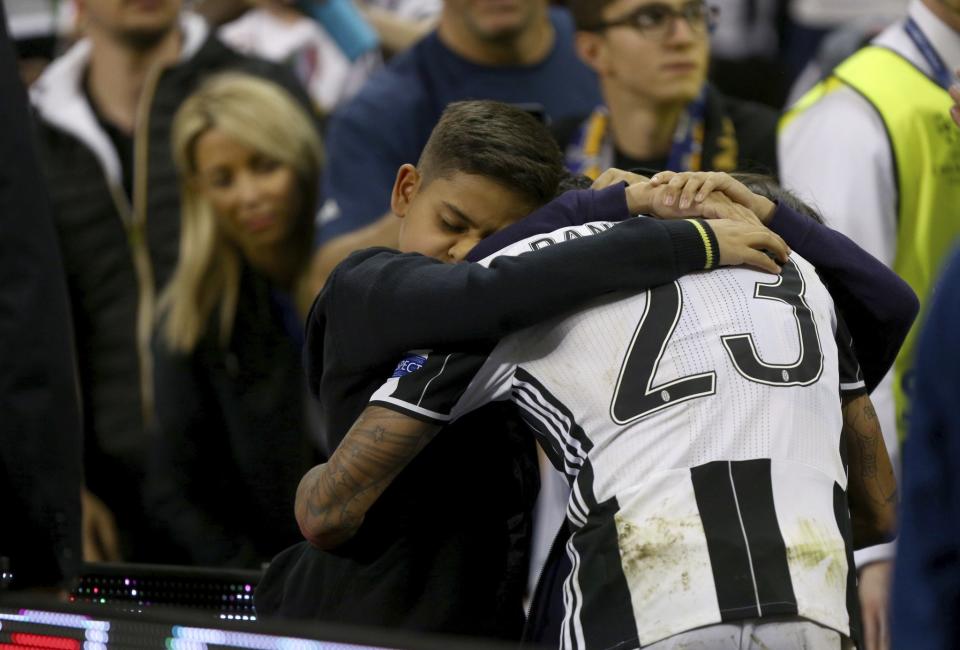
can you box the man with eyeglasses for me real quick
[558,0,778,181]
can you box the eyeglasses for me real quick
[586,1,719,40]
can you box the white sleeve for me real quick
[779,86,898,267]
[855,540,896,567]
[369,349,514,424]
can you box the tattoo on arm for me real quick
[855,413,879,480]
[843,394,898,547]
[295,407,441,548]
[846,398,897,504]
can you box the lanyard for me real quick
[904,17,954,90]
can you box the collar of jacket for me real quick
[907,0,960,75]
[29,12,209,191]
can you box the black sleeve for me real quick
[369,350,495,424]
[311,216,710,379]
[835,312,867,397]
[0,8,83,590]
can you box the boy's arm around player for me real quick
[295,406,442,549]
[296,394,898,550]
[307,184,788,383]
[298,216,791,550]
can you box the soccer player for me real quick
[255,100,791,636]
[296,175,901,648]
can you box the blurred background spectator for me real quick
[357,0,441,56]
[890,72,960,650]
[892,246,960,650]
[0,0,83,593]
[219,0,381,116]
[559,0,779,185]
[27,0,312,564]
[146,73,323,568]
[780,1,960,647]
[197,0,439,59]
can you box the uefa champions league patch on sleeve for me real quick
[391,353,428,378]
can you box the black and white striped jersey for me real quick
[370,220,866,649]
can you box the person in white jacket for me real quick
[780,3,960,649]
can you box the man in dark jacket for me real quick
[892,247,960,650]
[0,2,83,591]
[557,0,778,179]
[29,0,311,562]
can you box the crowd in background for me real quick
[1,0,959,648]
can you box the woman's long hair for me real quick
[160,73,323,354]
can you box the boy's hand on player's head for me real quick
[701,219,790,275]
[694,192,764,226]
[650,171,776,224]
[595,167,760,224]
[629,182,763,226]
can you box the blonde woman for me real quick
[146,73,323,567]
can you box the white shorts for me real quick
[643,616,854,649]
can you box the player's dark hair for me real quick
[732,173,826,225]
[556,171,594,194]
[417,100,564,207]
[567,0,618,30]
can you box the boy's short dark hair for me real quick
[566,0,617,30]
[417,100,564,207]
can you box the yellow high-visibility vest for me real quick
[782,45,960,439]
